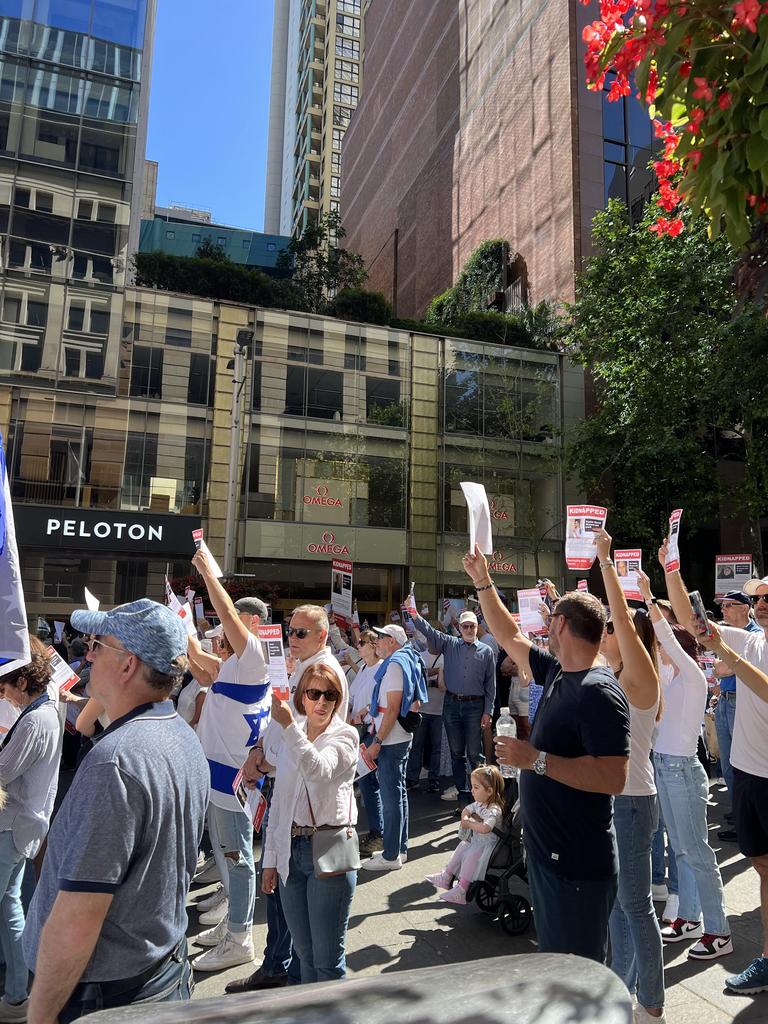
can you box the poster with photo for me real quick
[517,587,547,636]
[258,624,289,700]
[614,549,643,602]
[714,555,753,597]
[331,558,353,626]
[577,579,589,593]
[664,509,683,573]
[565,504,607,570]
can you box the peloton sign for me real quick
[18,506,201,556]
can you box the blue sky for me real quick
[146,0,273,230]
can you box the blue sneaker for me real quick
[725,956,768,994]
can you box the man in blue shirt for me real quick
[411,609,495,801]
[713,591,762,842]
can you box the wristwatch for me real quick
[532,751,548,776]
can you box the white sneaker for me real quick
[0,998,29,1023]
[192,931,255,972]
[199,897,229,926]
[400,852,408,864]
[440,786,459,802]
[651,883,668,901]
[361,852,402,871]
[633,1005,666,1023]
[661,894,679,924]
[196,883,226,913]
[193,856,220,885]
[195,916,227,947]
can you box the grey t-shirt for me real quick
[23,700,210,982]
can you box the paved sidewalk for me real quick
[190,778,766,1022]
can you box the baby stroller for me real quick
[465,776,532,936]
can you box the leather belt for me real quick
[291,823,338,838]
[719,691,737,700]
[446,692,483,702]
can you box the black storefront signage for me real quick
[17,506,202,557]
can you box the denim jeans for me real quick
[356,733,383,835]
[0,831,27,1004]
[653,752,729,934]
[651,818,678,894]
[259,778,300,983]
[279,837,356,983]
[714,694,736,797]
[442,695,484,793]
[57,938,193,1024]
[207,804,256,931]
[377,739,411,861]
[407,713,443,783]
[609,795,665,1011]
[526,851,618,964]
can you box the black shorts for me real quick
[733,767,768,858]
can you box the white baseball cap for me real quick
[459,610,478,625]
[743,576,768,597]
[372,624,407,646]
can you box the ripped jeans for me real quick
[207,804,256,931]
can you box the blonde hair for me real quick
[470,765,506,810]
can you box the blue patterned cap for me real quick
[71,598,187,674]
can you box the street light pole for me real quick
[224,329,253,574]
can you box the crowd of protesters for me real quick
[1,533,768,1024]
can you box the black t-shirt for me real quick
[522,646,630,880]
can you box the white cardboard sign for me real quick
[460,482,493,555]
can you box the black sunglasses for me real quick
[287,627,311,639]
[304,688,340,703]
[752,595,768,605]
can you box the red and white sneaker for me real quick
[688,933,733,960]
[660,918,703,943]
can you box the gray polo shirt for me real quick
[23,700,210,982]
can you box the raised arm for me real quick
[463,545,533,672]
[192,548,251,658]
[700,621,768,704]
[411,612,447,654]
[657,538,695,627]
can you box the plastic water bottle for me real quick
[496,706,518,779]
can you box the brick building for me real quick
[341,0,655,319]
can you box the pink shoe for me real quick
[439,884,468,905]
[424,872,452,891]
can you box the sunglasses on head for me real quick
[752,594,768,605]
[304,687,339,703]
[287,626,311,639]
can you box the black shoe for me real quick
[225,966,289,994]
[359,831,384,855]
[428,781,440,793]
[725,812,734,824]
[406,779,420,792]
[718,828,738,842]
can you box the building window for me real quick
[602,74,656,224]
[187,352,213,406]
[2,295,20,323]
[14,188,30,208]
[36,191,54,213]
[336,37,359,59]
[336,14,360,38]
[333,104,351,129]
[192,233,201,243]
[284,367,343,419]
[85,350,104,379]
[26,300,48,327]
[165,229,175,240]
[335,59,359,83]
[333,82,358,105]
[165,327,192,347]
[337,0,361,13]
[68,303,86,332]
[90,308,110,334]
[366,378,404,426]
[243,239,250,249]
[252,360,262,411]
[64,347,80,376]
[332,128,344,149]
[217,236,227,247]
[330,175,341,199]
[266,241,276,251]
[130,345,164,399]
[77,199,93,220]
[344,337,366,370]
[97,203,117,223]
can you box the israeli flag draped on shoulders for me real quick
[0,431,30,679]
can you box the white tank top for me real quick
[623,697,658,797]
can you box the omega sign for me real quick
[488,550,517,573]
[489,499,509,521]
[303,485,343,508]
[306,530,350,556]
[17,506,202,557]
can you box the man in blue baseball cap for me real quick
[22,599,210,1024]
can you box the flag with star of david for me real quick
[0,432,30,679]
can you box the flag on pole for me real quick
[0,432,30,677]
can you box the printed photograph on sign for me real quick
[330,558,353,625]
[517,587,547,636]
[565,504,607,570]
[258,624,290,699]
[614,549,643,602]
[714,555,753,597]
[664,509,683,573]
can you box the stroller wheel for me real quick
[499,895,532,935]
[474,878,499,913]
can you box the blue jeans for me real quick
[526,851,617,964]
[357,734,383,835]
[714,694,736,798]
[442,695,484,793]
[57,938,193,1024]
[279,837,356,983]
[651,813,678,894]
[377,740,411,861]
[653,752,729,934]
[609,795,665,1011]
[259,779,300,983]
[0,831,27,1004]
[207,804,256,931]
[407,713,443,783]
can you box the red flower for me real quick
[645,66,659,104]
[733,0,760,31]
[718,91,733,110]
[686,107,706,133]
[692,77,713,102]
[667,218,684,236]
[679,60,692,78]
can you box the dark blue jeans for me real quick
[527,852,618,964]
[279,837,356,984]
[714,693,737,798]
[377,740,411,860]
[260,779,301,984]
[442,694,484,793]
[57,939,193,1024]
[407,713,443,783]
[356,733,383,835]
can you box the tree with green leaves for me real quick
[563,197,768,564]
[195,238,229,262]
[277,212,367,314]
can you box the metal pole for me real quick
[224,344,244,574]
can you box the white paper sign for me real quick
[84,587,100,611]
[715,554,753,597]
[460,481,493,555]
[180,602,197,638]
[565,504,607,570]
[355,743,378,780]
[46,645,80,692]
[665,509,683,573]
[614,549,643,602]
[53,620,65,644]
[517,587,547,636]
[165,577,195,636]
[192,528,223,578]
[258,624,289,699]
[232,768,268,831]
[331,558,353,625]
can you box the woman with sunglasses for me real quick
[261,662,359,984]
[595,529,665,1024]
[639,565,732,963]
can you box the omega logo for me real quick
[303,484,342,507]
[306,530,350,555]
[488,550,516,573]
[489,499,509,521]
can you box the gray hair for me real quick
[291,604,330,633]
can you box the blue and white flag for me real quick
[0,432,30,678]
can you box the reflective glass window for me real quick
[91,0,147,50]
[37,0,91,35]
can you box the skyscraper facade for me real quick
[264,0,363,238]
[0,0,156,386]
